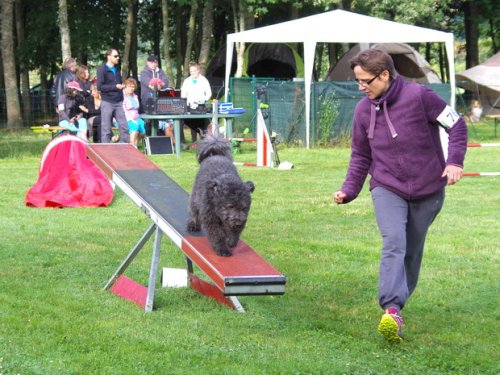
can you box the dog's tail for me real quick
[196,133,233,163]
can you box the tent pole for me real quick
[225,41,234,101]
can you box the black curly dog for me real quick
[187,134,255,256]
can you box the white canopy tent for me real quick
[225,9,456,148]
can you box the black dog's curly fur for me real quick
[187,134,255,256]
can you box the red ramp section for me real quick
[183,237,285,295]
[86,144,286,312]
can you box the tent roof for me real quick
[456,52,500,93]
[456,52,500,116]
[326,43,442,83]
[227,9,453,44]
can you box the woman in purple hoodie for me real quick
[333,49,467,343]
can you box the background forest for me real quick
[0,0,499,130]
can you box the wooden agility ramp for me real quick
[86,144,286,312]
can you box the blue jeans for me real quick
[371,186,444,310]
[100,100,129,143]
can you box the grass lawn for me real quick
[0,122,498,374]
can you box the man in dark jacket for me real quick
[139,54,169,109]
[333,49,467,343]
[52,57,77,107]
[139,54,170,137]
[96,48,129,143]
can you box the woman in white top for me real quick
[181,62,212,145]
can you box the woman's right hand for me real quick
[333,191,346,204]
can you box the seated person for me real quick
[123,78,146,147]
[57,81,88,140]
[470,100,483,123]
[81,84,102,142]
[159,120,175,143]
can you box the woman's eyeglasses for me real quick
[355,75,379,87]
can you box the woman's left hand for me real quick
[442,165,463,185]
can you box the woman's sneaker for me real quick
[378,307,403,343]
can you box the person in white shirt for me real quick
[181,61,212,145]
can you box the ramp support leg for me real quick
[103,223,157,291]
[145,226,163,312]
[185,256,194,273]
[188,274,245,313]
[228,296,245,313]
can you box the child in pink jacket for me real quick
[123,78,145,147]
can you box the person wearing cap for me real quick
[96,48,129,143]
[333,49,467,343]
[57,81,88,140]
[139,54,169,109]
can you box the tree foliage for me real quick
[1,0,498,127]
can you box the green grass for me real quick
[0,123,498,374]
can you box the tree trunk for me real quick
[122,0,137,79]
[1,0,23,129]
[183,1,198,78]
[152,6,161,67]
[0,51,4,89]
[488,17,498,54]
[288,3,299,52]
[16,0,31,123]
[175,6,183,85]
[161,0,176,87]
[328,44,341,71]
[316,43,324,79]
[130,4,138,79]
[58,0,72,61]
[198,0,214,75]
[442,43,450,83]
[438,44,445,82]
[232,0,247,78]
[464,0,479,69]
[40,64,50,114]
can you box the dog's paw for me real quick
[216,247,232,257]
[227,239,239,248]
[187,221,200,232]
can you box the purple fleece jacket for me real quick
[340,75,467,202]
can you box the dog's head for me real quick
[196,133,232,163]
[207,178,255,229]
